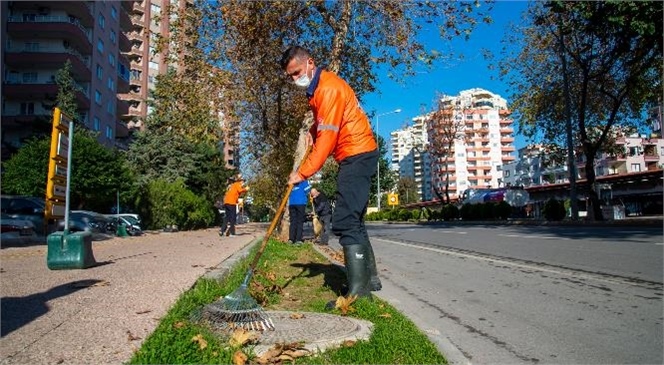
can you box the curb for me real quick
[367,218,663,228]
[201,235,263,283]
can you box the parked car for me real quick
[1,195,48,235]
[1,213,38,245]
[108,214,142,236]
[58,210,116,239]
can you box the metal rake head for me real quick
[193,284,275,332]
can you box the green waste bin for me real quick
[47,231,96,270]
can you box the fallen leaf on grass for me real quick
[173,321,186,329]
[378,312,392,318]
[342,340,356,347]
[335,295,357,315]
[232,350,247,365]
[126,330,141,341]
[265,271,277,282]
[229,328,259,347]
[289,313,305,319]
[192,334,208,350]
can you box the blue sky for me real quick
[362,1,530,150]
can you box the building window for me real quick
[107,77,115,91]
[96,64,103,80]
[110,30,116,44]
[107,100,115,116]
[94,117,100,131]
[105,125,113,139]
[111,6,118,20]
[149,61,159,70]
[631,163,641,172]
[151,3,161,14]
[20,102,35,115]
[24,42,39,51]
[97,39,104,53]
[95,90,102,105]
[504,170,510,177]
[109,54,116,67]
[98,14,105,29]
[22,72,37,83]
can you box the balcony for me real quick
[115,119,130,138]
[124,45,144,60]
[501,155,516,162]
[501,136,515,143]
[132,1,145,14]
[499,109,512,116]
[116,99,130,116]
[10,2,93,27]
[501,146,516,152]
[7,16,92,53]
[500,127,514,133]
[128,30,144,44]
[1,113,53,127]
[122,0,134,12]
[121,7,134,30]
[130,13,145,28]
[3,82,90,109]
[644,153,659,161]
[119,31,131,52]
[4,45,91,81]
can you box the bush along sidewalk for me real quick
[130,239,447,365]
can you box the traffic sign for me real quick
[388,193,399,206]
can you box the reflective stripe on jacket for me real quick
[223,181,247,205]
[297,70,377,179]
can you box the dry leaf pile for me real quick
[254,342,312,365]
[229,328,260,347]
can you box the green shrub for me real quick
[543,198,566,221]
[410,209,421,221]
[460,204,473,220]
[421,207,431,221]
[494,201,512,220]
[141,178,215,230]
[441,204,459,221]
[387,209,400,221]
[398,209,411,221]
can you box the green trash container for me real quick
[47,231,96,270]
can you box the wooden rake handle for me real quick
[246,145,313,273]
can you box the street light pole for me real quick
[376,108,401,211]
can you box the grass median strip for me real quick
[130,239,447,364]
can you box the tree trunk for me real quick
[444,170,450,205]
[584,156,604,221]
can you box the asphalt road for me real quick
[367,223,663,364]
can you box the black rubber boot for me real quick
[326,244,371,309]
[364,242,382,291]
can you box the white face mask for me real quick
[294,62,311,88]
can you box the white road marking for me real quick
[375,237,659,288]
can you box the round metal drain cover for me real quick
[254,311,373,355]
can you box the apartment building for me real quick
[426,88,515,200]
[390,116,432,201]
[503,133,664,188]
[1,1,132,154]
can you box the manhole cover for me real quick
[254,311,373,355]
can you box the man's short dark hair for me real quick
[280,46,311,70]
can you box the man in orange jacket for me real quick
[220,174,249,237]
[281,46,382,302]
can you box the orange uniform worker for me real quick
[220,174,249,237]
[281,46,382,301]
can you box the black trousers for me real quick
[318,213,332,244]
[332,149,378,246]
[222,204,237,235]
[288,205,306,242]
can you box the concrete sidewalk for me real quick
[0,225,261,365]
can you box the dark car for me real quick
[1,213,38,245]
[58,210,116,239]
[1,195,48,235]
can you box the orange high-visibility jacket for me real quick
[297,69,377,179]
[223,181,247,205]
